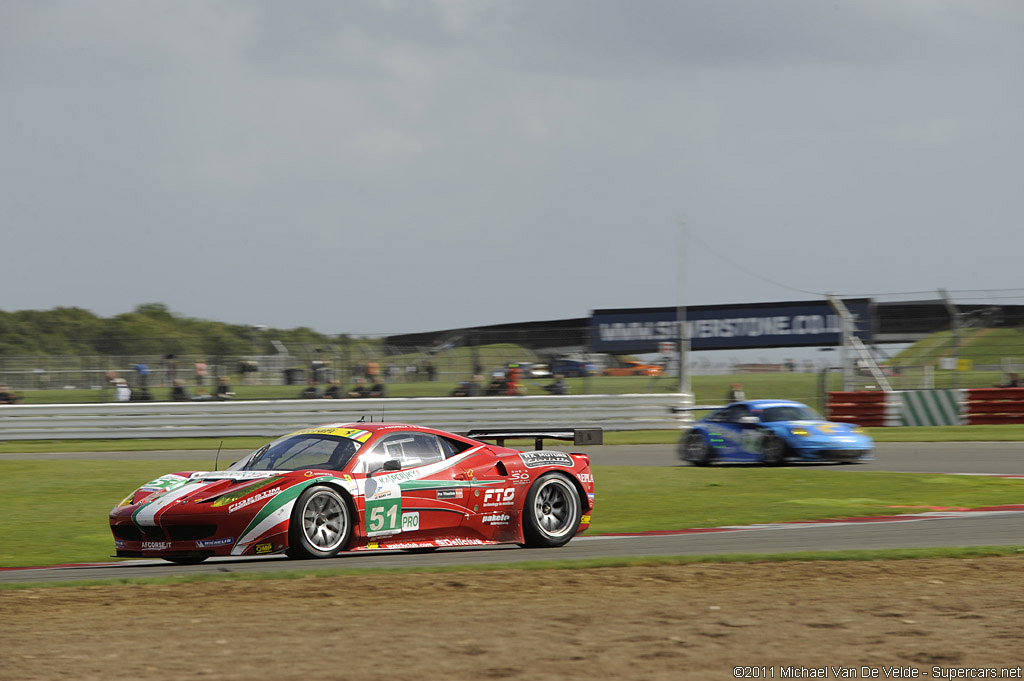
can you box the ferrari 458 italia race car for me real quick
[110,423,599,564]
[679,399,873,466]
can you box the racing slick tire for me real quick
[286,486,352,559]
[761,435,788,466]
[521,473,582,549]
[683,431,713,466]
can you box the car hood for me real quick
[774,421,869,438]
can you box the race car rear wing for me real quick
[670,405,725,413]
[465,427,603,450]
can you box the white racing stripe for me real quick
[133,482,211,526]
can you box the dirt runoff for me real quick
[3,557,1024,681]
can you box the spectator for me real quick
[504,365,523,396]
[170,380,191,402]
[485,371,507,396]
[727,383,746,403]
[322,379,342,399]
[544,374,569,395]
[347,377,370,399]
[0,386,22,404]
[135,362,150,388]
[194,361,208,386]
[299,378,320,399]
[164,354,178,383]
[451,374,483,397]
[114,379,132,402]
[215,376,235,401]
[368,376,386,398]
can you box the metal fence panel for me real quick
[0,394,693,440]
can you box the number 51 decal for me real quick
[364,481,402,536]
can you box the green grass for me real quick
[590,466,1024,533]
[2,461,1023,568]
[893,327,1024,367]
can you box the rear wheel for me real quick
[683,431,712,466]
[522,473,581,548]
[286,486,351,559]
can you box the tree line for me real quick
[0,303,349,358]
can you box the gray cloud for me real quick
[2,0,1022,333]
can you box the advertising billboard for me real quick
[590,299,872,353]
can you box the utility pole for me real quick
[678,220,691,396]
[939,288,960,389]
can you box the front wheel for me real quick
[286,486,352,559]
[521,473,581,548]
[762,435,787,466]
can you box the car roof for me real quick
[285,422,477,444]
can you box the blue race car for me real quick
[679,399,874,466]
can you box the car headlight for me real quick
[790,427,811,437]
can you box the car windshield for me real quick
[759,405,821,422]
[232,434,364,472]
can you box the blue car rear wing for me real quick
[465,427,603,450]
[671,405,725,414]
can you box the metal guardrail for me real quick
[0,394,693,440]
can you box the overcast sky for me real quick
[3,1,1022,335]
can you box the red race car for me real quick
[109,423,600,563]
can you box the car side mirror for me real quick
[369,459,402,476]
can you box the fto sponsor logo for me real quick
[482,487,515,506]
[519,451,574,469]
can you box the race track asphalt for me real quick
[3,442,1022,584]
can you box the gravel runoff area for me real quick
[3,557,1023,680]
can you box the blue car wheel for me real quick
[761,435,787,466]
[684,431,713,466]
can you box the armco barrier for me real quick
[0,393,693,441]
[826,391,900,427]
[965,388,1024,425]
[828,389,968,427]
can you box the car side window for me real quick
[727,405,751,423]
[359,432,446,472]
[709,405,751,424]
[710,405,743,423]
